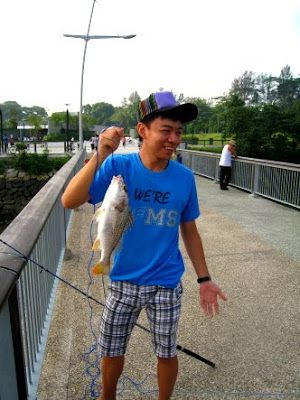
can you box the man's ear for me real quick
[137,122,147,140]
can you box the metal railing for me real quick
[179,149,300,209]
[0,149,86,400]
[0,147,299,399]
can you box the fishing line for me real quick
[0,236,216,365]
[0,237,215,398]
[82,126,131,398]
[1,129,215,397]
[80,219,102,399]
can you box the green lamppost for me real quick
[0,109,3,153]
[65,104,70,151]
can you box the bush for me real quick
[5,152,71,175]
[52,156,71,170]
[0,158,14,174]
[15,143,29,152]
[44,133,67,142]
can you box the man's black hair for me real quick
[141,110,185,128]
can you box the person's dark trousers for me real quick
[219,166,232,189]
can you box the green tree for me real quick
[274,65,300,109]
[230,71,258,105]
[49,112,66,127]
[256,73,278,105]
[27,113,44,140]
[221,94,262,156]
[0,101,21,129]
[29,106,48,118]
[128,91,141,104]
[211,101,228,135]
[230,66,300,109]
[83,104,92,117]
[184,97,214,134]
[91,102,115,124]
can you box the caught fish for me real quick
[91,175,133,275]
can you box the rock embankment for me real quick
[0,168,56,228]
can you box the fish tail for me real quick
[92,262,110,275]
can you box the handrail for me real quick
[0,151,84,310]
[0,149,85,399]
[179,149,300,209]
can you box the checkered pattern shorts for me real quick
[98,280,183,358]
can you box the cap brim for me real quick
[142,103,198,123]
[165,103,198,123]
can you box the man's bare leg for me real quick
[99,355,124,400]
[157,355,178,400]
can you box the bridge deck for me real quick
[37,143,300,399]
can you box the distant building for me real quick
[17,123,48,140]
[93,125,109,135]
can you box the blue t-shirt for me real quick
[89,153,200,288]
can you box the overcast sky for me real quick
[0,0,299,114]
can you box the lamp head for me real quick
[123,34,136,39]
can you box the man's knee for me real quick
[157,355,178,364]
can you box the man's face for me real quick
[138,117,183,160]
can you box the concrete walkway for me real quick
[37,143,300,400]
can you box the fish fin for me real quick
[125,212,134,231]
[128,212,134,228]
[113,240,123,255]
[92,262,110,275]
[92,238,100,251]
[93,205,104,221]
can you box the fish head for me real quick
[105,175,128,211]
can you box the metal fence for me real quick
[0,147,299,399]
[0,149,86,400]
[179,149,300,209]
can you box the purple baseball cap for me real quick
[137,91,198,123]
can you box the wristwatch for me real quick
[197,276,211,284]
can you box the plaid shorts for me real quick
[98,280,183,358]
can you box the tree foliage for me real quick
[229,65,300,109]
[27,113,44,140]
[0,101,48,131]
[1,66,299,162]
[91,102,115,124]
[221,93,299,162]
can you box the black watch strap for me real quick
[197,276,211,284]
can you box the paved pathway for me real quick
[37,143,300,399]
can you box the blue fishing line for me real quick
[84,126,159,398]
[100,124,122,176]
[79,219,102,400]
[81,129,119,399]
[0,236,159,399]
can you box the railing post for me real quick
[250,163,259,198]
[0,292,27,400]
[9,285,28,399]
[214,157,219,183]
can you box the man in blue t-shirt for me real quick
[62,91,227,400]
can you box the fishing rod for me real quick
[0,238,215,368]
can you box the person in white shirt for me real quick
[219,140,237,190]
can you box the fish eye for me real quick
[124,185,128,193]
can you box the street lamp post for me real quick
[64,33,136,150]
[63,0,135,150]
[0,109,3,153]
[65,103,70,152]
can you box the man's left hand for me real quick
[199,281,227,317]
